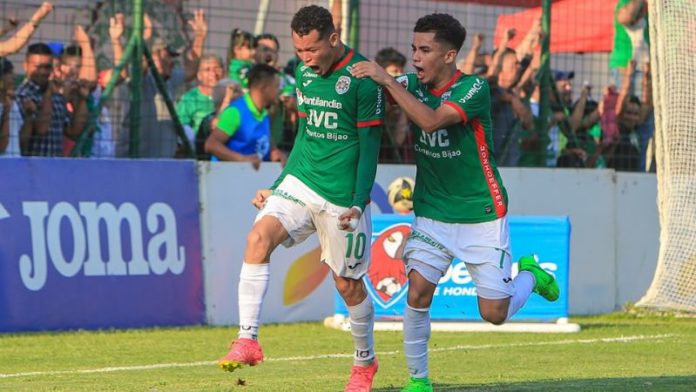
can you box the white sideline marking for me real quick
[0,334,676,379]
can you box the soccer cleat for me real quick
[218,338,264,372]
[518,254,560,302]
[344,357,379,392]
[401,376,433,392]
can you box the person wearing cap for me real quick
[176,54,224,149]
[115,9,208,158]
[553,70,575,107]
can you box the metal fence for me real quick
[0,0,652,171]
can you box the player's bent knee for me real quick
[246,229,272,255]
[480,309,507,325]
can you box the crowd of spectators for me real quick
[0,0,653,172]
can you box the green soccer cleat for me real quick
[518,255,560,302]
[401,376,433,392]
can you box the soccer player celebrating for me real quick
[217,5,384,391]
[351,14,559,392]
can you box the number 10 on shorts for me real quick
[345,232,367,259]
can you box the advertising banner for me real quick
[0,158,204,331]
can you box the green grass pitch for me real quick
[0,313,694,391]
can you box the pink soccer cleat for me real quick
[344,357,379,392]
[218,338,264,372]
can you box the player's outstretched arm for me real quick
[351,61,461,133]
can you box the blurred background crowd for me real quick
[0,0,653,172]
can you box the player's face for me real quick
[292,29,339,76]
[411,32,456,87]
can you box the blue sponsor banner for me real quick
[335,214,570,321]
[0,158,204,331]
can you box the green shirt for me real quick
[273,47,385,211]
[176,87,214,133]
[397,71,508,223]
[610,0,650,68]
[228,59,253,89]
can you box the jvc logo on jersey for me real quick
[307,108,338,129]
[18,201,186,291]
[419,129,450,147]
[302,80,313,87]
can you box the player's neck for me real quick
[329,42,347,68]
[428,64,458,91]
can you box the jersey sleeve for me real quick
[216,106,241,137]
[356,78,385,128]
[444,76,490,124]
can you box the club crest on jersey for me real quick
[336,75,351,95]
[441,91,452,103]
[396,75,409,88]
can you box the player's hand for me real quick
[350,61,392,87]
[252,189,272,209]
[337,206,362,232]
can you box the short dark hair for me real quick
[26,42,53,57]
[291,5,335,39]
[0,57,13,75]
[256,33,279,50]
[413,13,467,52]
[63,45,82,59]
[248,63,278,89]
[375,47,406,69]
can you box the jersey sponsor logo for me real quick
[307,108,339,130]
[302,71,318,78]
[301,95,343,109]
[419,129,450,147]
[335,75,351,94]
[302,80,313,87]
[301,65,309,71]
[396,75,409,88]
[458,78,485,104]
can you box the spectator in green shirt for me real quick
[226,29,255,90]
[176,54,224,146]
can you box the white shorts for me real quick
[255,175,372,279]
[402,216,513,299]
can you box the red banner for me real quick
[493,0,616,53]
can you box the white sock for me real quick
[237,262,270,340]
[404,304,430,379]
[347,296,375,366]
[506,271,535,321]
